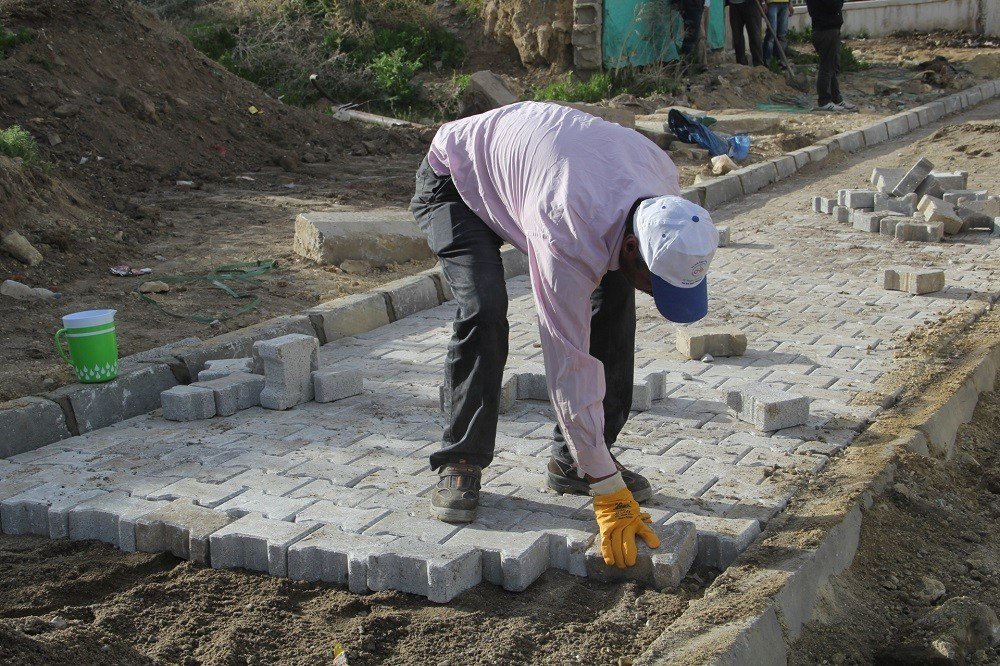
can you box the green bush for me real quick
[456,0,483,15]
[183,21,238,62]
[787,26,812,44]
[370,48,422,109]
[533,73,614,103]
[840,44,871,72]
[0,126,39,162]
[0,25,34,57]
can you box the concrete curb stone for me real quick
[735,162,778,195]
[306,292,392,345]
[0,397,72,457]
[379,274,442,321]
[862,121,888,146]
[174,315,316,378]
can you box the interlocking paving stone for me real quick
[2,142,997,599]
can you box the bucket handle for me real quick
[54,328,73,365]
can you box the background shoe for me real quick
[837,100,858,110]
[818,102,843,111]
[546,455,654,503]
[431,462,481,523]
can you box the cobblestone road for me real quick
[1,103,998,602]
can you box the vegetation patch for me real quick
[0,126,39,163]
[0,24,34,56]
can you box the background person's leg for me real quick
[775,3,789,55]
[812,29,836,106]
[831,29,843,104]
[410,159,508,472]
[745,4,764,66]
[729,6,747,65]
[762,3,778,63]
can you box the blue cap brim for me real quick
[651,275,708,323]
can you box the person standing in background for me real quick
[676,0,706,64]
[762,0,793,65]
[726,0,764,67]
[805,0,857,110]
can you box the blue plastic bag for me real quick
[668,109,751,160]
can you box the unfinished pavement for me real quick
[1,106,998,607]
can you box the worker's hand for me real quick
[593,487,660,568]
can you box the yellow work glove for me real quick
[592,482,660,569]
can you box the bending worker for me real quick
[410,101,718,569]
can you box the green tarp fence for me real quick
[603,0,726,69]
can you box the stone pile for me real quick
[161,333,362,422]
[811,158,997,242]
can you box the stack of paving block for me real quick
[161,334,363,421]
[811,158,997,242]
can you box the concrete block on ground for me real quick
[287,526,398,590]
[448,527,549,592]
[500,245,529,280]
[895,221,944,243]
[861,122,888,146]
[419,266,453,302]
[701,175,743,209]
[306,292,391,344]
[515,366,549,401]
[257,334,319,410]
[787,148,812,169]
[585,520,697,589]
[874,192,918,216]
[883,266,945,295]
[0,482,107,539]
[499,372,518,413]
[844,190,876,209]
[379,275,441,321]
[676,327,748,360]
[44,363,178,434]
[942,189,988,205]
[67,492,168,551]
[832,205,850,223]
[366,538,482,603]
[0,396,72,458]
[735,162,778,195]
[210,513,319,577]
[667,513,761,569]
[679,187,704,207]
[161,385,217,421]
[193,373,265,416]
[870,167,906,193]
[879,216,909,236]
[771,155,795,180]
[891,158,934,197]
[726,382,809,432]
[312,369,363,404]
[134,499,234,564]
[811,196,824,213]
[631,382,652,412]
[918,196,963,234]
[293,210,432,267]
[882,113,909,138]
[833,130,865,153]
[197,357,253,382]
[717,226,730,247]
[852,211,887,233]
[174,315,316,378]
[466,70,517,109]
[642,371,668,401]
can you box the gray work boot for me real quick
[431,462,481,523]
[546,454,653,503]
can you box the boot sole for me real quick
[432,505,477,524]
[546,471,654,504]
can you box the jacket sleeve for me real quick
[525,241,619,480]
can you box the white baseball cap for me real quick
[634,195,718,323]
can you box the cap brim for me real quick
[651,275,708,323]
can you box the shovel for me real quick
[752,1,810,93]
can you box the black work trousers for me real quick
[728,2,764,67]
[409,158,636,472]
[812,28,843,106]
[676,0,705,58]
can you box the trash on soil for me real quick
[1,230,44,266]
[668,109,751,160]
[110,265,152,277]
[711,154,738,176]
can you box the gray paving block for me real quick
[802,143,828,163]
[293,501,388,532]
[379,275,441,321]
[942,189,986,205]
[515,365,549,401]
[701,175,743,209]
[771,155,796,180]
[642,371,668,401]
[852,210,887,233]
[870,167,907,193]
[632,382,653,412]
[679,186,705,207]
[883,266,945,295]
[883,113,909,138]
[585,519,697,589]
[726,382,810,432]
[197,357,253,382]
[257,334,319,410]
[0,482,107,539]
[891,158,934,197]
[134,498,234,564]
[445,524,550,592]
[667,513,761,569]
[844,190,876,209]
[161,385,217,421]
[366,538,482,603]
[500,245,529,280]
[175,315,316,378]
[44,363,178,434]
[831,130,864,153]
[736,162,778,195]
[210,513,320,576]
[717,226,730,247]
[215,490,315,522]
[895,221,944,243]
[193,373,264,416]
[0,396,72,458]
[287,526,398,589]
[312,369,363,404]
[147,478,247,508]
[306,292,391,344]
[67,492,168,551]
[833,205,850,223]
[861,121,888,146]
[676,327,748,360]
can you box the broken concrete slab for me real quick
[293,210,432,268]
[465,70,518,110]
[0,396,72,458]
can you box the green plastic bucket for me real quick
[54,309,119,383]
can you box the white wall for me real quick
[787,0,988,37]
